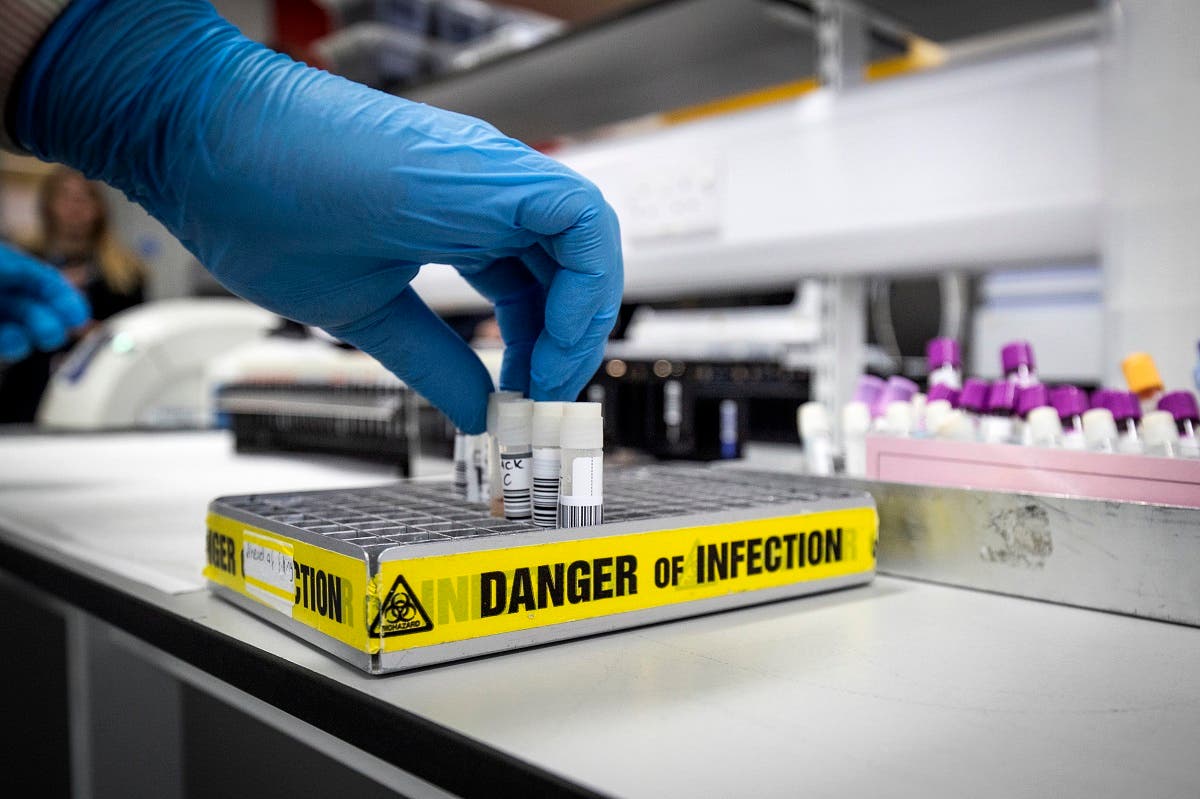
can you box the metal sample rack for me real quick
[205,465,878,673]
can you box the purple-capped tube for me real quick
[1015,384,1051,446]
[957,377,989,439]
[1106,391,1144,455]
[1050,386,1089,451]
[926,383,960,406]
[980,380,1018,444]
[1091,388,1118,411]
[1158,391,1200,458]
[853,375,886,415]
[926,337,962,390]
[1001,340,1038,388]
[872,376,919,431]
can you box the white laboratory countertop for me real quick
[1,430,1198,798]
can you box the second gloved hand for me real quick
[17,0,623,433]
[0,242,90,362]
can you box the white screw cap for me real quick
[561,402,603,449]
[798,402,830,438]
[885,401,913,436]
[1026,406,1064,446]
[1082,408,1118,448]
[842,401,871,436]
[1142,410,1181,446]
[496,398,534,446]
[486,390,523,434]
[532,401,567,448]
[924,399,953,436]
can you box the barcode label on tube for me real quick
[501,453,532,521]
[557,502,603,528]
[531,448,561,528]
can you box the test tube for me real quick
[496,399,534,521]
[531,401,566,527]
[1122,352,1164,415]
[1141,410,1181,458]
[1025,406,1064,448]
[1050,386,1088,451]
[452,431,467,497]
[909,392,927,435]
[486,390,522,517]
[558,402,603,528]
[798,402,834,476]
[1015,384,1051,446]
[464,434,484,503]
[1001,341,1039,388]
[1107,391,1144,454]
[841,401,872,477]
[872,376,918,431]
[885,401,914,437]
[926,337,962,390]
[1157,391,1200,459]
[935,409,977,441]
[958,378,990,438]
[980,380,1018,444]
[1082,407,1119,453]
[852,375,886,418]
[923,399,953,438]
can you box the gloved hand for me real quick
[16,0,622,434]
[0,242,90,361]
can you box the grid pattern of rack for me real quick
[217,465,865,550]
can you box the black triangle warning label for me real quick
[369,574,434,637]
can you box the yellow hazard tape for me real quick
[374,507,877,653]
[206,506,876,656]
[205,514,372,653]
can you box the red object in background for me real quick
[273,0,332,64]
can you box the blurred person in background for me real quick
[0,168,143,422]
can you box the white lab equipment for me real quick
[37,299,276,430]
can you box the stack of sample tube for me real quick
[453,395,604,528]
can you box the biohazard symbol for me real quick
[369,574,433,637]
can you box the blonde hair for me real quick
[26,166,144,295]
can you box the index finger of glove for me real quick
[461,255,547,397]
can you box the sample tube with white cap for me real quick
[496,399,534,521]
[486,391,522,516]
[841,401,872,477]
[531,401,566,527]
[558,402,604,528]
[1025,406,1064,448]
[1142,410,1181,458]
[797,402,833,476]
[1157,391,1200,459]
[1082,407,1119,453]
[452,431,467,497]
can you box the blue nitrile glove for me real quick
[15,0,622,434]
[0,242,90,362]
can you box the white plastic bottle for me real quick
[923,399,954,439]
[531,401,566,527]
[1141,410,1181,458]
[1025,406,1064,448]
[1082,408,1119,453]
[496,399,534,521]
[464,433,485,503]
[1157,391,1200,459]
[798,402,833,476]
[935,409,977,441]
[841,401,872,478]
[558,403,604,527]
[884,401,914,438]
